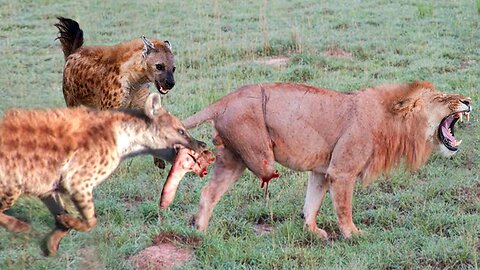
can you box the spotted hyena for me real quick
[55,17,176,109]
[55,17,176,168]
[0,93,206,256]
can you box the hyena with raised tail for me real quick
[55,17,176,109]
[55,17,177,168]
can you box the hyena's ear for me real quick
[141,36,155,58]
[164,40,172,51]
[145,93,164,119]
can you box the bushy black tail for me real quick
[54,17,84,60]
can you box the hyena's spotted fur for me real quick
[55,17,176,110]
[0,94,205,256]
[55,17,176,169]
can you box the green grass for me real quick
[1,0,479,269]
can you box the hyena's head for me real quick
[141,37,175,95]
[143,93,206,153]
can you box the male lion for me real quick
[162,81,472,239]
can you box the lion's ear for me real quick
[410,81,434,91]
[391,96,423,116]
[392,98,413,111]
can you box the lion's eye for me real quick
[156,64,165,71]
[178,129,185,136]
[172,66,176,73]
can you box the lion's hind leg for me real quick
[0,188,31,233]
[303,172,329,240]
[194,145,246,231]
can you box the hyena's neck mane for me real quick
[114,40,151,91]
[111,109,156,159]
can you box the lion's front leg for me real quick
[328,174,360,238]
[303,172,329,240]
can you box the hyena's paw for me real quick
[56,214,82,230]
[9,219,31,233]
[56,214,96,232]
[44,227,70,256]
[4,217,31,233]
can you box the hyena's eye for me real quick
[177,129,185,136]
[172,66,176,73]
[155,64,165,71]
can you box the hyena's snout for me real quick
[164,72,175,89]
[190,139,207,153]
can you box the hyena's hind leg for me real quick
[56,187,97,232]
[0,188,31,233]
[41,194,72,256]
[55,173,98,232]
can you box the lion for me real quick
[160,81,472,240]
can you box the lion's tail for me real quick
[182,102,222,129]
[55,17,84,60]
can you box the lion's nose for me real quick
[461,99,472,110]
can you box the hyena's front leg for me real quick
[41,194,72,256]
[0,188,31,233]
[56,188,97,232]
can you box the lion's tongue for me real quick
[441,117,456,144]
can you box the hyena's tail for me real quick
[55,17,84,60]
[182,102,222,129]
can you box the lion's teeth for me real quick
[465,112,470,121]
[456,140,462,146]
[460,113,463,122]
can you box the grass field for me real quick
[0,0,479,269]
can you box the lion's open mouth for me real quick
[438,111,470,151]
[155,80,169,95]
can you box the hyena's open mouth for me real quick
[438,111,470,151]
[155,80,170,95]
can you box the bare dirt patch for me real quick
[77,247,103,269]
[456,182,480,204]
[459,59,476,71]
[129,232,201,270]
[324,47,353,58]
[254,223,273,235]
[121,195,145,211]
[256,56,289,67]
